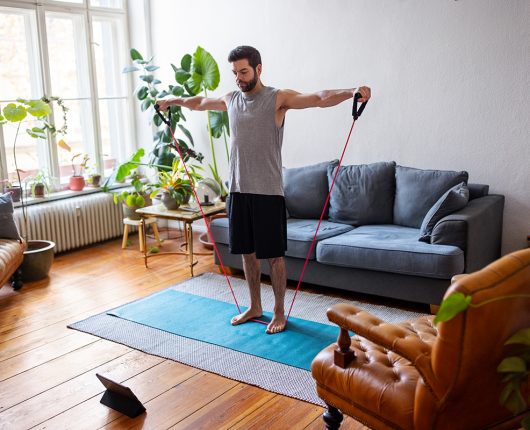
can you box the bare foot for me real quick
[231,307,263,326]
[266,313,287,334]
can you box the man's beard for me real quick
[238,74,258,92]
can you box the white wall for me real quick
[144,0,530,253]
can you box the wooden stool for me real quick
[122,217,161,252]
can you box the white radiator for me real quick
[14,193,124,253]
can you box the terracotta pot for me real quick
[69,176,85,191]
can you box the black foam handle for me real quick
[352,92,368,120]
[154,103,171,126]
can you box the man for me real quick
[157,45,371,334]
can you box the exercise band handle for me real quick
[154,103,171,127]
[352,92,368,120]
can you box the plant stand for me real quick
[122,217,161,252]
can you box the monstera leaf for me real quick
[188,46,220,93]
[209,111,230,138]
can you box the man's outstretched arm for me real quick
[156,94,232,112]
[278,86,371,110]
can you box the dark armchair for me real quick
[311,248,530,429]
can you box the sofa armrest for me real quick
[431,195,504,272]
[327,303,439,392]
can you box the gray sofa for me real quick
[210,161,504,305]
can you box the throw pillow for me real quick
[394,165,469,228]
[327,161,396,226]
[283,160,337,219]
[0,192,22,240]
[419,182,469,243]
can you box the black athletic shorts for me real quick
[227,192,287,259]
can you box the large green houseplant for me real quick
[123,49,203,169]
[0,96,68,281]
[171,46,229,196]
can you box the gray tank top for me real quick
[227,86,284,196]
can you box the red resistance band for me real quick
[155,93,367,327]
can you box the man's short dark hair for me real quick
[228,46,261,69]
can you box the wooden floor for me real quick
[0,228,412,430]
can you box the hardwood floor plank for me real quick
[35,360,202,430]
[0,320,82,362]
[0,331,98,381]
[230,395,323,430]
[103,372,239,430]
[168,383,276,430]
[0,340,131,412]
[0,350,162,429]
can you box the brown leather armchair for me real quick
[311,248,530,429]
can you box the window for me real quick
[0,0,134,189]
[0,6,43,183]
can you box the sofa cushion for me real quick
[283,160,336,219]
[210,217,353,260]
[394,166,468,228]
[327,161,396,226]
[419,182,469,243]
[468,183,489,200]
[284,219,354,259]
[0,193,21,240]
[316,225,464,279]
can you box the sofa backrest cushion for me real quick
[327,161,396,226]
[468,183,489,200]
[0,193,22,240]
[419,182,469,243]
[283,160,337,219]
[394,166,469,228]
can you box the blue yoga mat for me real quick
[108,289,339,371]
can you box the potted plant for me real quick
[25,170,53,198]
[149,158,202,210]
[112,174,153,220]
[87,163,102,187]
[69,153,89,191]
[0,96,68,282]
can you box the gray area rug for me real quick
[69,272,427,406]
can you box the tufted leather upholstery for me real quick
[0,239,25,288]
[312,248,530,429]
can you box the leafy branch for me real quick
[123,49,203,168]
[172,46,228,196]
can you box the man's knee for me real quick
[242,252,257,263]
[268,256,285,268]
